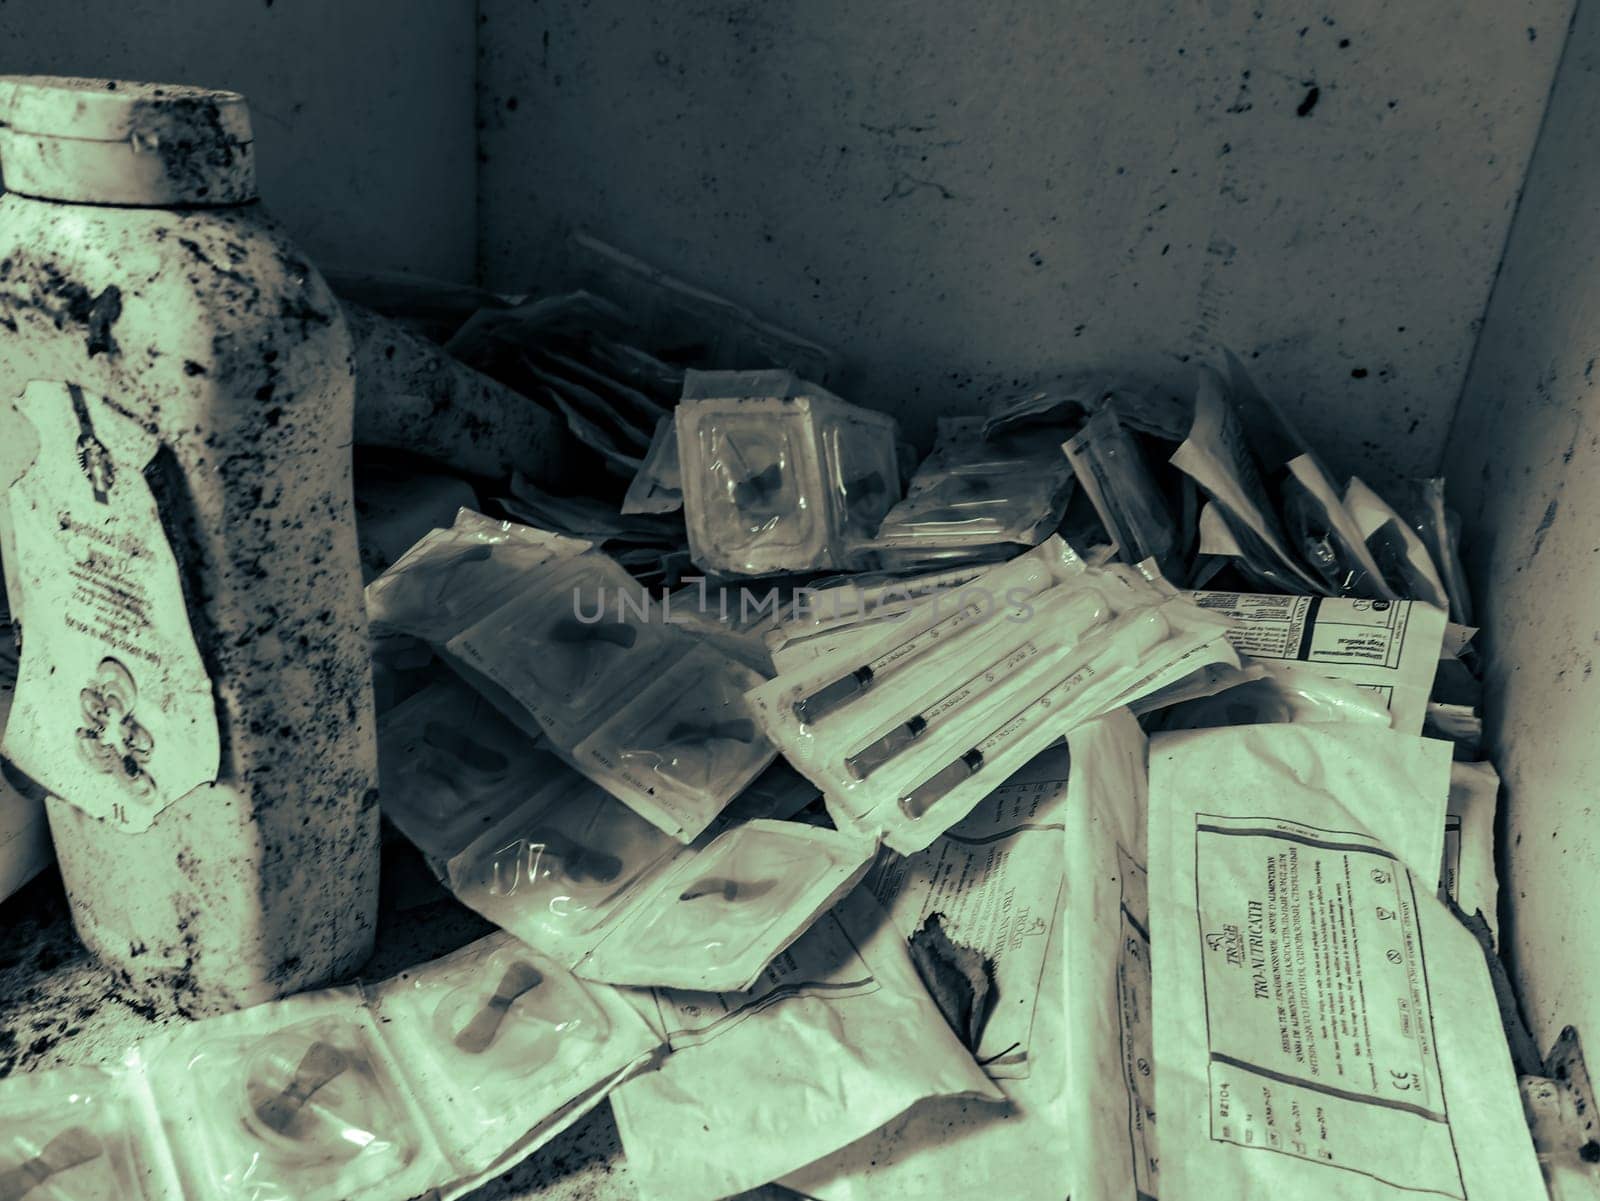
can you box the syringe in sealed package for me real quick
[790,557,1056,725]
[897,609,1172,820]
[841,588,1111,780]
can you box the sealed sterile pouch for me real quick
[365,509,592,645]
[748,538,1237,853]
[872,417,1075,551]
[621,416,684,514]
[675,377,901,575]
[865,743,1069,1078]
[1426,701,1483,759]
[1387,478,1475,625]
[822,403,903,549]
[445,768,683,969]
[0,1063,181,1201]
[779,752,1072,1201]
[610,887,1002,1201]
[1443,761,1500,943]
[1157,671,1394,730]
[677,393,831,573]
[1187,589,1447,735]
[579,818,874,991]
[1064,404,1179,578]
[368,932,659,1175]
[1061,709,1160,1201]
[1345,477,1451,609]
[377,675,565,862]
[1170,369,1327,594]
[147,990,442,1201]
[572,643,776,842]
[444,551,686,749]
[1146,724,1543,1201]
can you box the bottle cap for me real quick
[0,76,256,206]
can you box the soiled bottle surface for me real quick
[0,75,378,1014]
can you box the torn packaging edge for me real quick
[609,887,1002,1201]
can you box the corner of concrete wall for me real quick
[1442,0,1600,1055]
[0,0,479,281]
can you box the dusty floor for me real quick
[0,835,795,1201]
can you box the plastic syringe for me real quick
[896,608,1171,820]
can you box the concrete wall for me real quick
[0,0,476,280]
[478,0,1569,474]
[1443,0,1600,1055]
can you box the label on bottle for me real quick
[2,381,220,831]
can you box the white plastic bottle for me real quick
[0,76,379,1014]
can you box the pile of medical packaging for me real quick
[1,264,1551,1201]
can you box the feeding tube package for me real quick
[747,538,1237,853]
[1146,725,1543,1201]
[675,372,901,574]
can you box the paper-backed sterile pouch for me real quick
[367,932,659,1179]
[1168,369,1326,595]
[776,748,1073,1201]
[610,887,1002,1201]
[1146,724,1543,1201]
[1186,590,1447,735]
[1063,403,1180,578]
[1060,709,1160,1201]
[1442,762,1500,945]
[1345,477,1450,610]
[621,416,684,514]
[365,509,591,644]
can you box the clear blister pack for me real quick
[444,552,686,750]
[572,644,776,842]
[377,675,567,863]
[747,538,1237,852]
[578,818,873,992]
[365,509,592,645]
[675,374,901,575]
[146,991,438,1201]
[368,933,657,1176]
[871,417,1075,552]
[444,759,861,993]
[0,1064,178,1201]
[444,769,683,968]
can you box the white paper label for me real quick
[868,767,1067,1077]
[1192,813,1464,1197]
[3,382,220,831]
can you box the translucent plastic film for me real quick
[873,417,1075,551]
[365,509,591,645]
